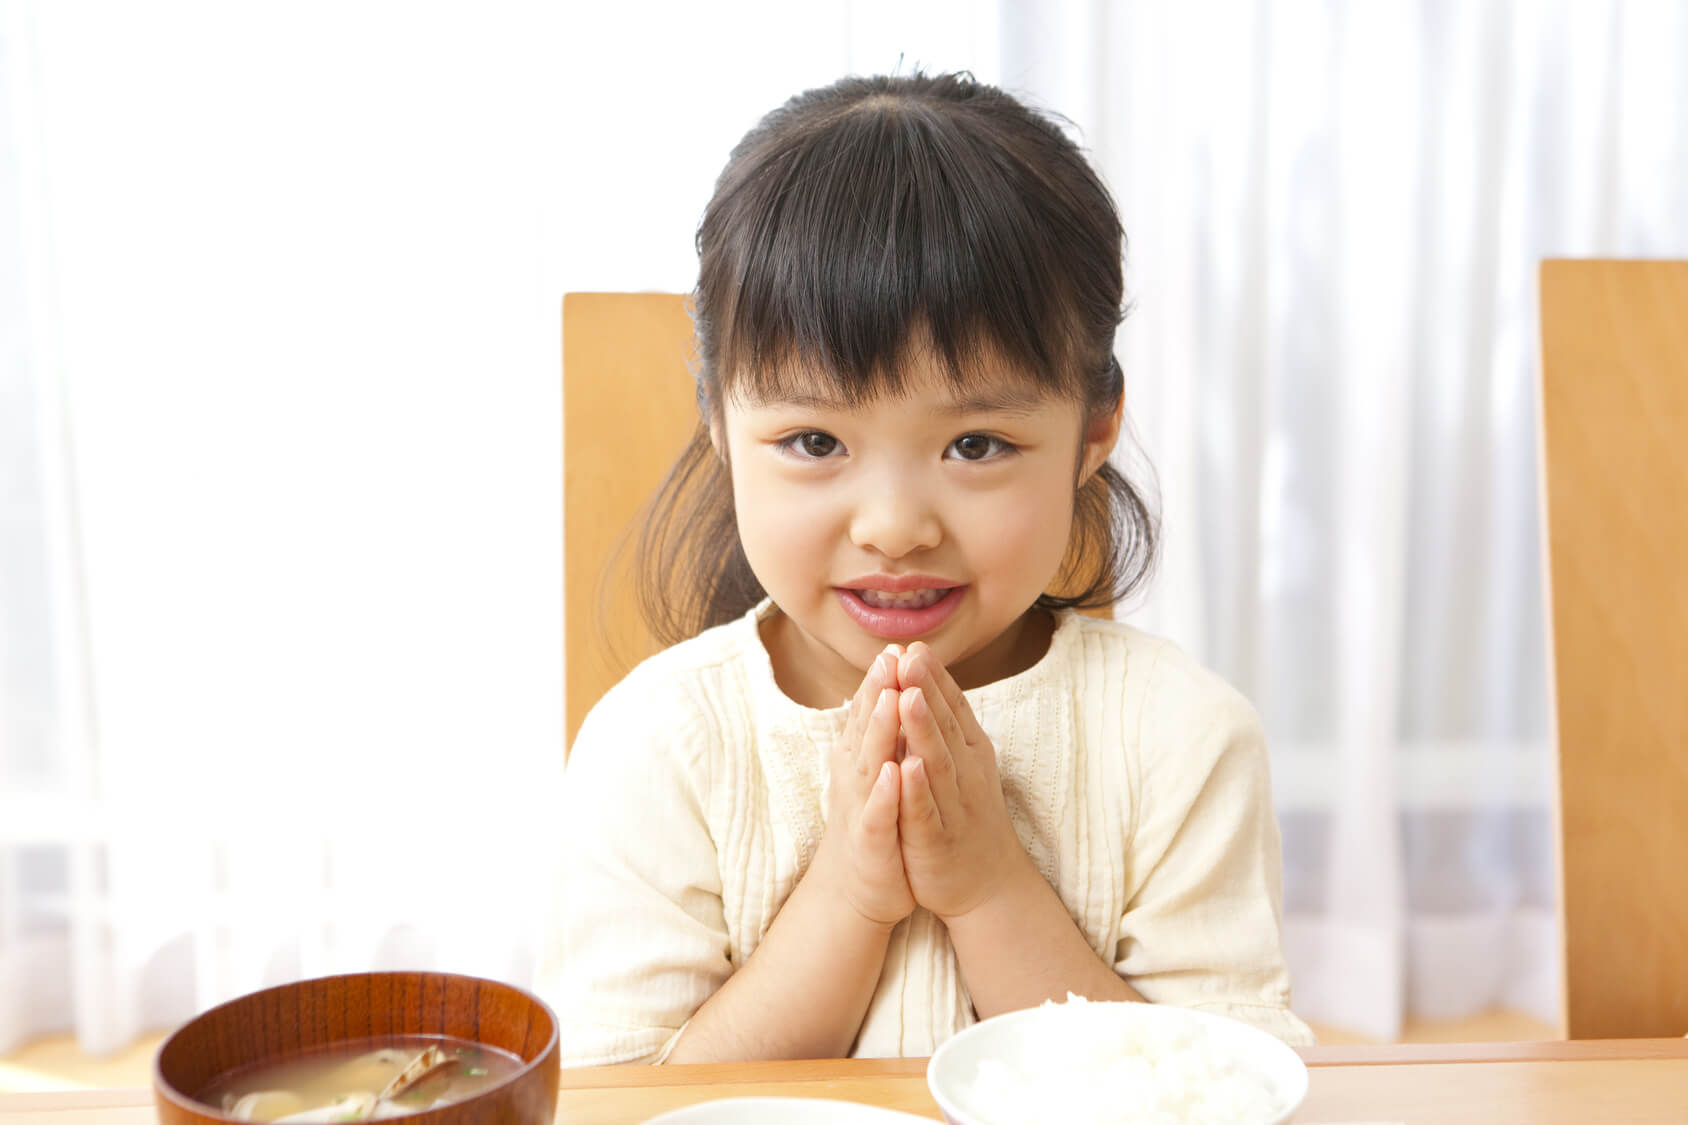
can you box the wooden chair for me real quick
[1539,259,1688,1039]
[562,292,699,750]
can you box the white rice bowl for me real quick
[926,996,1307,1125]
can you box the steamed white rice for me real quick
[958,996,1284,1125]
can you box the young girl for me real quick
[553,71,1313,1065]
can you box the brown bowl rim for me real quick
[151,970,560,1122]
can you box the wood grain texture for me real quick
[1297,1037,1688,1066]
[555,1047,1688,1124]
[562,293,700,750]
[8,1042,1688,1124]
[1538,260,1688,1040]
[1296,1058,1688,1123]
[151,972,558,1124]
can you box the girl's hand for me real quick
[811,648,916,929]
[895,643,1038,921]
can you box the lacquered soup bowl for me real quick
[152,971,559,1124]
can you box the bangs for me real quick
[698,79,1121,407]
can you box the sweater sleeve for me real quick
[1112,647,1316,1046]
[546,669,733,1066]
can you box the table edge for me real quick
[7,1041,1687,1111]
[557,1038,1688,1087]
[1296,1038,1688,1066]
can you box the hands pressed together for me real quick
[814,642,1037,931]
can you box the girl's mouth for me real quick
[855,587,948,610]
[835,585,965,640]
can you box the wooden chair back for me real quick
[562,292,699,750]
[1539,259,1688,1038]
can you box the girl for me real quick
[553,71,1313,1065]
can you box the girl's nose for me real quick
[847,484,943,559]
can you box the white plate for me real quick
[926,1000,1308,1125]
[644,1096,935,1123]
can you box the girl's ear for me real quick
[707,417,725,460]
[1078,394,1125,483]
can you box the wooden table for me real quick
[3,1040,1685,1123]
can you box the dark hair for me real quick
[634,71,1157,646]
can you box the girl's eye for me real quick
[948,433,1011,461]
[784,431,842,459]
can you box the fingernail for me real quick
[877,761,895,788]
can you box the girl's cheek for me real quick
[960,483,1075,564]
[743,479,838,542]
[965,476,1069,531]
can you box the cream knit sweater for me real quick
[551,601,1313,1065]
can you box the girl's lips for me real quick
[835,585,965,640]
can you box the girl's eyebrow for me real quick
[750,391,852,410]
[934,388,1046,416]
[753,387,1046,416]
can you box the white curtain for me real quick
[0,0,1002,1057]
[0,0,587,1054]
[1002,0,1688,1038]
[3,0,1685,1054]
[0,0,581,1055]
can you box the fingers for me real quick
[859,686,902,778]
[899,687,961,812]
[882,644,904,685]
[897,643,987,746]
[908,667,967,752]
[841,647,900,753]
[861,760,901,839]
[898,755,943,839]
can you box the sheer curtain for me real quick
[1003,0,1688,1038]
[0,0,1001,1057]
[0,1,577,1055]
[4,0,1686,1056]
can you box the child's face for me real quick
[719,351,1120,709]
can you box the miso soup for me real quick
[195,1034,523,1122]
